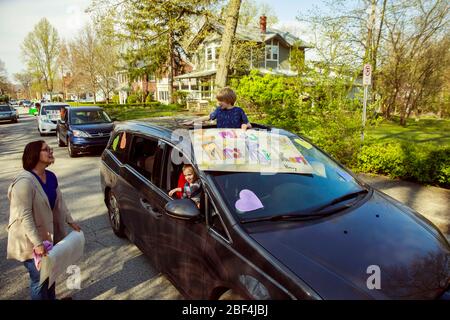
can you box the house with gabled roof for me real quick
[175,16,310,102]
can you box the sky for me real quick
[0,0,321,82]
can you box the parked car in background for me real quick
[100,117,450,300]
[56,106,115,157]
[37,103,69,136]
[8,100,18,107]
[22,100,32,108]
[0,104,19,123]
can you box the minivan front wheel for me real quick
[56,130,65,147]
[107,191,125,238]
[67,139,77,157]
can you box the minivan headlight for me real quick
[72,130,90,137]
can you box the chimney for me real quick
[260,15,267,34]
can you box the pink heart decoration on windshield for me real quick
[235,189,264,213]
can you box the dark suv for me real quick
[56,106,114,157]
[100,117,450,300]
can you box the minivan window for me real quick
[128,136,158,181]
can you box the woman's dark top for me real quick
[29,170,58,210]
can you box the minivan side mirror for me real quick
[164,199,201,221]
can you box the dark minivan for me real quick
[57,106,114,157]
[100,117,450,300]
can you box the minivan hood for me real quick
[70,122,113,134]
[248,191,450,299]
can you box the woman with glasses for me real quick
[6,140,81,300]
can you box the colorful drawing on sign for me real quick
[202,142,224,160]
[235,189,264,213]
[190,129,314,174]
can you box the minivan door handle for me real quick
[139,198,162,219]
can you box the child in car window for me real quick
[169,164,202,208]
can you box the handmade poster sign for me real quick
[190,129,314,174]
[40,230,85,288]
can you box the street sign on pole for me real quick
[361,64,372,142]
[363,64,372,86]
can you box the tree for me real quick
[238,0,278,27]
[71,23,99,103]
[215,0,242,89]
[14,71,33,99]
[95,17,119,104]
[379,0,449,124]
[21,18,60,99]
[91,0,217,104]
[0,59,9,95]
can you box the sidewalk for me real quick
[357,173,450,238]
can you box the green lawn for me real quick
[366,117,450,146]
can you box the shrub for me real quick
[173,90,189,106]
[112,94,120,104]
[145,92,154,103]
[127,93,140,104]
[355,142,450,187]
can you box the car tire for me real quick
[56,131,65,147]
[107,191,126,238]
[218,289,245,300]
[67,139,77,157]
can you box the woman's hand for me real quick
[34,244,47,256]
[69,222,81,232]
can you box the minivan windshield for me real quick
[208,131,365,222]
[70,110,111,125]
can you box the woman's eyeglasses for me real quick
[41,147,53,153]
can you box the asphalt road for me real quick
[1,111,448,300]
[0,112,182,299]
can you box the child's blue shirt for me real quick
[209,106,249,129]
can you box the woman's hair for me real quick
[22,140,45,171]
[216,87,237,105]
[182,164,198,180]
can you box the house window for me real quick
[266,40,279,61]
[207,47,213,61]
[206,45,220,61]
[159,91,169,101]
